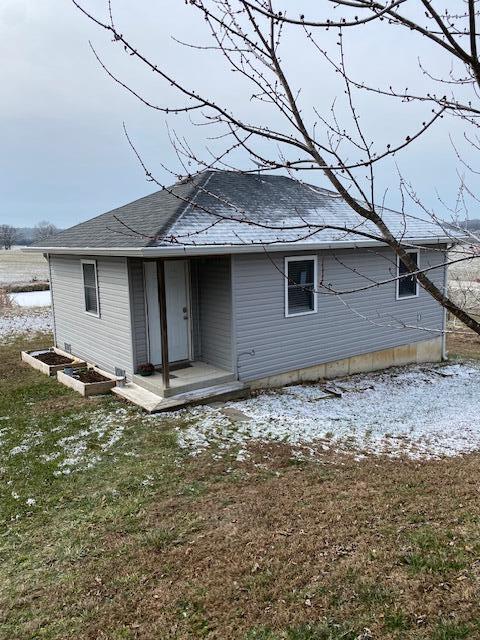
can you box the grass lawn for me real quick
[1,333,480,639]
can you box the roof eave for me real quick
[24,236,455,257]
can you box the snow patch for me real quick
[52,408,131,476]
[173,362,480,461]
[10,430,44,456]
[2,406,134,478]
[0,308,53,339]
[9,290,51,308]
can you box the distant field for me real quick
[449,248,480,279]
[0,248,48,285]
[448,249,480,315]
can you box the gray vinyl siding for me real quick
[49,255,134,377]
[196,257,232,370]
[233,247,446,382]
[128,259,148,368]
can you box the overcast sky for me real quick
[0,0,474,229]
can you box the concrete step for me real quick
[151,381,247,412]
[112,383,162,413]
[113,380,247,413]
[162,373,235,397]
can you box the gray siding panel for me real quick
[233,247,446,381]
[197,257,232,370]
[50,255,134,376]
[128,259,148,368]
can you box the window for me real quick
[81,260,99,315]
[285,256,317,317]
[397,250,419,299]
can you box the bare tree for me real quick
[0,225,18,250]
[33,221,59,243]
[72,0,480,334]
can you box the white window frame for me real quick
[396,249,420,301]
[284,255,318,318]
[81,259,100,317]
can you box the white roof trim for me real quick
[26,237,453,257]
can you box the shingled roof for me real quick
[31,170,452,255]
[32,172,208,250]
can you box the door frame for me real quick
[184,259,194,362]
[143,258,193,365]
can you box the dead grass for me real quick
[78,451,480,639]
[6,281,50,293]
[447,325,480,359]
[2,334,480,639]
[0,287,13,311]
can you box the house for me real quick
[28,170,449,411]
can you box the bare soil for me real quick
[75,368,110,383]
[34,351,73,366]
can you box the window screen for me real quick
[82,262,99,314]
[287,259,315,315]
[397,252,418,298]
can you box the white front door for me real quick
[143,260,190,364]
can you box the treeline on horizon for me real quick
[0,224,62,248]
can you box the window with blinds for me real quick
[82,260,99,315]
[285,256,317,316]
[397,250,419,299]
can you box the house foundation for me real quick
[249,337,443,390]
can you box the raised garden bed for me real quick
[21,348,86,376]
[57,366,119,397]
[35,351,72,366]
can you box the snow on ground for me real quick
[4,407,136,477]
[51,408,131,475]
[9,290,51,308]
[175,362,480,460]
[2,405,145,518]
[0,308,53,339]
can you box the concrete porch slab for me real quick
[133,361,235,397]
